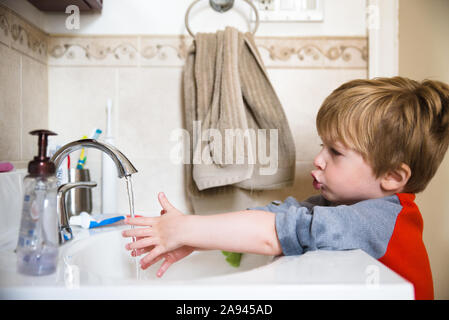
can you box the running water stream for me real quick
[125,175,140,279]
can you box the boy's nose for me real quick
[313,151,326,170]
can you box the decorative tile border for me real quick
[48,36,140,66]
[257,36,367,69]
[0,4,367,69]
[0,5,48,64]
[47,34,367,69]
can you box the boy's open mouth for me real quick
[311,173,323,190]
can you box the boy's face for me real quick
[311,140,385,205]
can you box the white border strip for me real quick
[367,0,399,78]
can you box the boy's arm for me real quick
[123,193,283,268]
[179,210,282,255]
[176,194,327,255]
[250,194,330,213]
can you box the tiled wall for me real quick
[0,5,48,168]
[46,34,367,216]
[0,4,368,216]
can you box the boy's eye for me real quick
[320,142,343,156]
[330,148,342,156]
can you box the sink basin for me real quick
[0,224,414,299]
[62,227,274,283]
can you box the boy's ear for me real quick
[380,163,411,192]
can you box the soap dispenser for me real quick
[16,130,59,276]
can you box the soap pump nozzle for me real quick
[28,129,57,176]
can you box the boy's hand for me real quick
[146,246,195,277]
[128,242,194,276]
[122,192,187,272]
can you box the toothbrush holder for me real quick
[66,168,94,216]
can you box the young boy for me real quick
[122,76,449,300]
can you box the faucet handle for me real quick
[58,181,97,194]
[57,181,97,244]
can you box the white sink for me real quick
[0,172,415,299]
[62,228,273,283]
[0,224,415,299]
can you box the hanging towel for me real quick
[183,27,296,198]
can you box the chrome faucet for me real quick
[50,139,138,244]
[57,181,97,243]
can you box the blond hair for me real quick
[316,76,449,193]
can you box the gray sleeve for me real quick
[274,195,403,258]
[248,194,330,212]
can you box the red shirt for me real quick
[378,193,434,300]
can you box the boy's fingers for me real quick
[140,246,165,268]
[158,192,175,211]
[126,237,158,251]
[122,227,153,238]
[132,246,153,257]
[157,259,173,277]
[125,216,156,226]
[140,254,164,269]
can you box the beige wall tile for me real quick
[21,55,48,160]
[0,12,10,48]
[0,44,21,161]
[0,5,48,65]
[0,5,49,163]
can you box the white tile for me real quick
[268,68,367,161]
[116,67,184,159]
[48,66,116,151]
[115,156,190,216]
[188,161,319,215]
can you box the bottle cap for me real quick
[28,129,58,176]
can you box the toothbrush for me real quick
[90,128,102,140]
[81,129,102,168]
[76,136,88,169]
[76,129,103,169]
[67,155,71,177]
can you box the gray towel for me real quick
[183,27,296,198]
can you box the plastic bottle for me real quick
[16,130,59,276]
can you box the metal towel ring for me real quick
[185,0,260,38]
